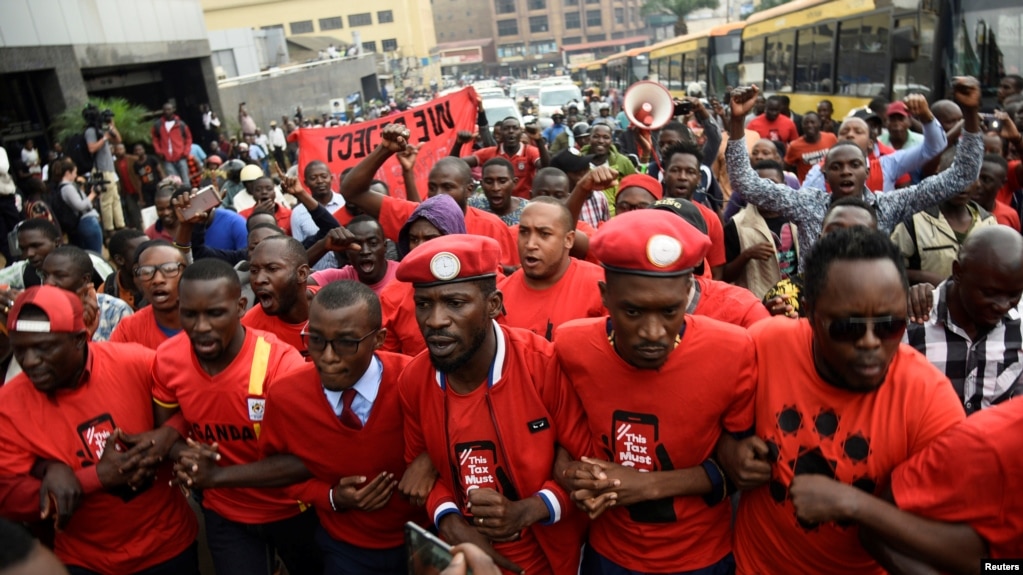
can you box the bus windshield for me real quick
[952,0,1023,99]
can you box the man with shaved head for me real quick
[498,198,605,339]
[341,124,519,268]
[803,93,946,192]
[291,159,344,246]
[242,235,314,353]
[905,225,1023,414]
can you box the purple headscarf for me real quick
[397,194,466,259]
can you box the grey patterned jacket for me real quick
[725,131,983,272]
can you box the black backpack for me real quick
[64,132,95,174]
[50,182,81,234]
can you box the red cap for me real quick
[591,209,710,276]
[886,101,909,118]
[206,156,223,166]
[616,173,663,203]
[7,286,86,334]
[396,234,500,287]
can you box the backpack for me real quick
[65,132,95,174]
[50,182,81,234]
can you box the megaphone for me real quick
[624,81,674,131]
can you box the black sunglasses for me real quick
[824,316,907,343]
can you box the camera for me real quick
[81,104,114,133]
[84,172,107,194]
[674,100,693,116]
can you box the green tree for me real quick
[745,0,796,19]
[51,97,153,147]
[641,0,720,37]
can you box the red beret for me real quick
[396,234,500,287]
[591,209,710,276]
[8,285,86,334]
[616,173,663,202]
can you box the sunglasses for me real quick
[823,316,907,343]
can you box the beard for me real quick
[427,323,488,374]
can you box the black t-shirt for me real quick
[134,156,162,189]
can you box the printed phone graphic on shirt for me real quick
[613,411,658,471]
[610,410,677,523]
[456,440,498,494]
[76,413,116,461]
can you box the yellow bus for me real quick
[648,22,745,99]
[740,0,1023,118]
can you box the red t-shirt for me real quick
[785,133,838,181]
[498,259,605,339]
[399,324,592,575]
[0,343,197,574]
[993,200,1021,232]
[746,114,799,144]
[735,318,966,575]
[241,286,319,354]
[240,203,293,236]
[329,206,355,228]
[445,377,550,574]
[554,316,756,572]
[891,398,1023,559]
[379,280,424,356]
[260,354,425,549]
[695,202,726,269]
[473,144,541,199]
[997,159,1021,216]
[692,277,770,329]
[110,305,177,350]
[377,195,519,266]
[153,329,308,524]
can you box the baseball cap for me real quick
[649,197,708,235]
[550,149,596,173]
[7,286,86,334]
[886,101,909,118]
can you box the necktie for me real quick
[339,388,363,430]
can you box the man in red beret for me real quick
[554,210,757,574]
[613,173,663,214]
[0,286,199,574]
[339,124,519,270]
[397,234,593,575]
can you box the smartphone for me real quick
[454,440,499,506]
[182,185,222,220]
[612,410,658,472]
[406,522,472,575]
[76,414,117,461]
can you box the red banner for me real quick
[297,88,479,200]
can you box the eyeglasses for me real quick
[135,262,185,281]
[301,329,379,356]
[823,316,907,343]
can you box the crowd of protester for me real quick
[0,72,1022,575]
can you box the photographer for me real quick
[54,158,103,253]
[83,105,126,234]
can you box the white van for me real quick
[537,84,582,128]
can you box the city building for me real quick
[201,0,440,90]
[0,0,221,157]
[432,0,649,78]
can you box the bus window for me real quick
[697,40,709,93]
[892,12,936,100]
[683,53,697,87]
[951,0,1023,102]
[670,54,683,92]
[711,33,742,96]
[741,37,765,87]
[766,31,795,92]
[838,14,890,97]
[796,24,836,93]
